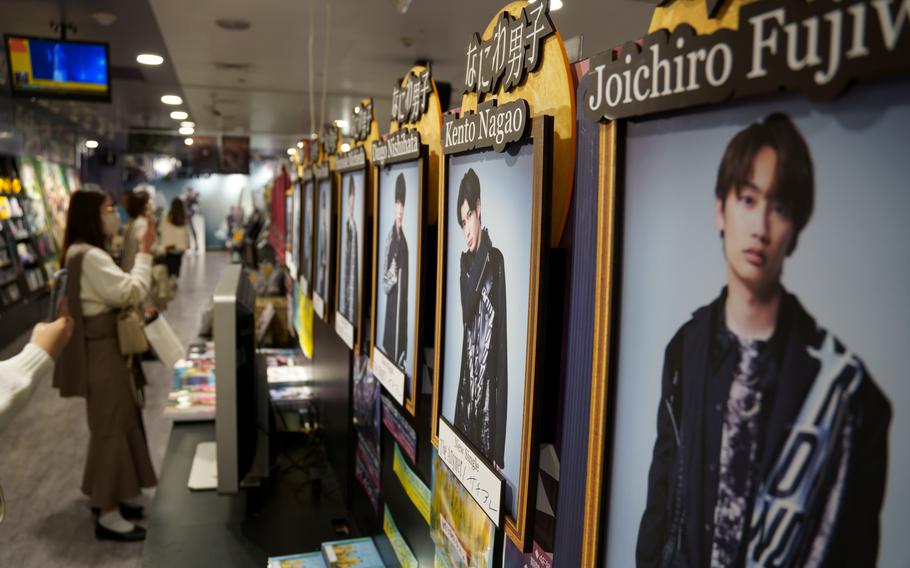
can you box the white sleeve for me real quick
[83,247,152,308]
[0,343,53,432]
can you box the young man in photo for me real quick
[453,168,507,470]
[302,183,313,283]
[341,178,358,324]
[381,174,409,368]
[636,113,891,568]
[316,190,328,299]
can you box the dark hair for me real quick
[124,190,150,219]
[62,190,107,261]
[715,113,814,253]
[456,168,481,228]
[395,173,406,205]
[168,197,186,226]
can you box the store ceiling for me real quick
[2,0,656,155]
[0,0,186,143]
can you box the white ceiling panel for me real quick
[148,0,656,151]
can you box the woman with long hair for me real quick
[120,189,151,272]
[53,188,157,542]
[160,197,189,278]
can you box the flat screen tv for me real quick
[5,35,111,101]
[214,264,268,493]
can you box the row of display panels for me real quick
[279,115,552,566]
[276,0,910,566]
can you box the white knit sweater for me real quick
[0,343,53,432]
[65,243,152,317]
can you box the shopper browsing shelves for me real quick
[54,189,158,542]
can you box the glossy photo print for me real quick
[440,142,534,519]
[604,78,910,568]
[315,177,333,305]
[374,160,420,405]
[301,177,314,288]
[337,169,366,328]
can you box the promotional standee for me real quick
[432,0,574,559]
[583,1,910,567]
[334,98,379,353]
[313,127,338,322]
[369,65,442,417]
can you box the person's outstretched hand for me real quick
[30,315,74,360]
[139,212,157,253]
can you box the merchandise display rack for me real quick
[0,163,53,310]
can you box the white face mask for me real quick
[102,210,120,237]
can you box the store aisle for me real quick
[0,252,228,568]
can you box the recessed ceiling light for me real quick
[161,94,183,105]
[215,18,252,31]
[90,11,118,26]
[296,141,304,148]
[287,148,296,156]
[341,143,351,152]
[185,138,194,146]
[85,140,99,149]
[136,53,164,66]
[170,110,188,120]
[334,119,349,129]
[180,121,195,128]
[179,126,195,135]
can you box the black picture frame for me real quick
[313,164,336,324]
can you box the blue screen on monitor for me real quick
[28,39,107,84]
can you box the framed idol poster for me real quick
[432,0,574,553]
[313,161,335,323]
[369,137,424,414]
[434,114,551,547]
[299,167,315,296]
[582,1,910,567]
[334,98,378,352]
[285,165,301,280]
[368,64,443,416]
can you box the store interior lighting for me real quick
[170,110,189,120]
[85,140,99,149]
[161,94,183,105]
[178,126,195,135]
[184,138,194,146]
[136,53,164,65]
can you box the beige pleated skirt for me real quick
[80,314,156,509]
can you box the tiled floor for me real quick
[0,251,227,568]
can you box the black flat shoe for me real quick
[119,502,144,520]
[95,521,146,542]
[91,503,145,520]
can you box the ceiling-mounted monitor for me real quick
[5,35,111,102]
